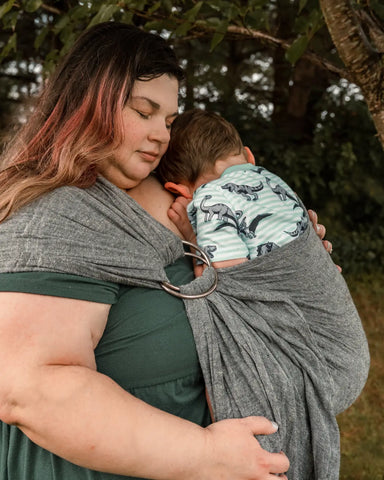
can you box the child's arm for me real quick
[166,196,206,277]
[164,184,249,272]
[168,198,248,272]
[212,258,248,269]
[167,192,248,273]
[195,258,248,277]
[167,195,196,244]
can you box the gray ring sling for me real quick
[0,176,369,479]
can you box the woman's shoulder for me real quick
[127,174,184,238]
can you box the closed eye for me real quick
[136,110,151,119]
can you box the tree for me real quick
[1,1,383,143]
[320,0,384,146]
[0,0,383,274]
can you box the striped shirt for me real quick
[187,163,308,262]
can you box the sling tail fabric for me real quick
[0,177,369,480]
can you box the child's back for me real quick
[188,163,308,263]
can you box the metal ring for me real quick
[161,240,218,299]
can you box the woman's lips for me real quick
[138,150,159,162]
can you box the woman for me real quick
[0,22,354,480]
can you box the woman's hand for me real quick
[197,417,289,480]
[308,209,331,252]
[308,209,341,272]
[0,292,289,480]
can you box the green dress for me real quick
[0,257,211,480]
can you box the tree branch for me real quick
[226,25,349,81]
[320,0,384,147]
[0,71,37,83]
[319,0,381,84]
[41,3,63,16]
[173,24,349,80]
[355,9,384,52]
[129,8,349,79]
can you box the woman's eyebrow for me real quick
[131,96,178,118]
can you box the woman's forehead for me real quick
[131,75,179,112]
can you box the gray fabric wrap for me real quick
[0,177,369,480]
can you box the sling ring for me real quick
[161,240,218,299]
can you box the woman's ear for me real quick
[244,146,256,165]
[164,182,193,199]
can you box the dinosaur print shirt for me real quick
[187,163,308,262]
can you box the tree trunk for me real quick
[184,53,195,111]
[271,0,295,128]
[320,0,384,148]
[270,0,332,141]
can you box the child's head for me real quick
[157,109,245,190]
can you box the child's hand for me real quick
[194,264,205,277]
[168,196,196,244]
[168,196,206,278]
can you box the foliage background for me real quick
[0,1,383,477]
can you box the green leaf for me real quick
[306,8,324,37]
[370,0,384,22]
[60,32,77,56]
[119,10,134,24]
[0,31,17,60]
[34,25,49,50]
[43,48,60,76]
[125,0,147,11]
[210,31,225,51]
[143,19,167,32]
[285,35,309,65]
[294,8,323,36]
[147,1,161,15]
[219,1,240,20]
[245,10,268,30]
[23,0,43,13]
[161,0,173,14]
[87,4,120,29]
[210,19,229,51]
[174,20,192,36]
[70,4,91,21]
[184,1,203,22]
[59,26,74,45]
[206,16,221,28]
[298,0,308,14]
[53,15,70,35]
[2,10,18,30]
[248,0,269,7]
[0,0,15,20]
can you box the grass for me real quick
[338,272,384,479]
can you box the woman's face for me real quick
[99,74,179,190]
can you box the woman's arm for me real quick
[0,292,289,480]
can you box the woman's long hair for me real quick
[0,22,184,222]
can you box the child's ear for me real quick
[244,146,256,165]
[164,182,193,199]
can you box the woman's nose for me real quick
[149,121,170,144]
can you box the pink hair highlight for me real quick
[0,22,183,222]
[0,71,128,221]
